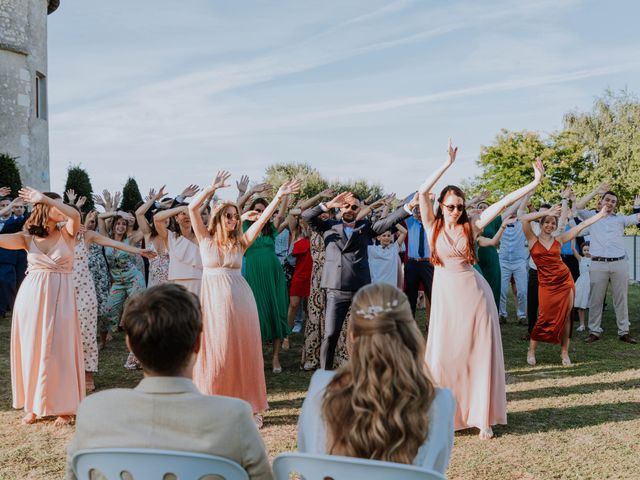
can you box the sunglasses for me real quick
[442,203,465,213]
[344,204,359,211]
[225,213,240,220]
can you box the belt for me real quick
[591,256,625,262]
[408,257,431,263]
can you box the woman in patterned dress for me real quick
[135,186,170,286]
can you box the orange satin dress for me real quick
[530,240,575,344]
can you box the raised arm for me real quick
[274,194,291,233]
[238,183,272,211]
[557,207,608,244]
[0,197,20,218]
[0,232,27,250]
[85,230,156,258]
[475,158,544,233]
[188,171,231,242]
[242,180,302,247]
[153,206,184,242]
[477,215,516,247]
[418,139,457,197]
[395,223,408,245]
[520,204,561,245]
[575,181,609,210]
[299,188,335,212]
[301,191,351,233]
[19,187,80,238]
[135,186,166,236]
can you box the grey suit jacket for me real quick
[301,204,411,291]
[66,377,273,480]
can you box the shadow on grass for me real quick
[507,378,640,401]
[265,412,299,427]
[504,401,640,435]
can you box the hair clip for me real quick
[356,300,398,319]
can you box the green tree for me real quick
[63,165,95,212]
[562,89,640,212]
[330,179,384,202]
[0,153,23,197]
[263,162,328,199]
[119,177,143,212]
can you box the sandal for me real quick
[253,414,264,430]
[124,353,138,370]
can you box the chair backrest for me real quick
[272,452,446,480]
[72,448,249,480]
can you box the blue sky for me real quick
[47,0,640,201]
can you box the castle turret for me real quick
[0,0,60,190]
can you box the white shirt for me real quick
[297,370,456,475]
[368,243,400,286]
[577,209,639,258]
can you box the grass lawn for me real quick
[1,286,639,479]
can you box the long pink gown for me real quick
[11,234,85,416]
[425,226,507,431]
[192,238,268,414]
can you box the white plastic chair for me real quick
[72,448,249,480]
[272,452,446,480]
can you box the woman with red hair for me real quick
[418,140,544,439]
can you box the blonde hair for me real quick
[207,202,243,248]
[322,283,435,464]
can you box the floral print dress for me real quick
[73,234,99,372]
[87,242,111,334]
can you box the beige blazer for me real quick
[66,377,272,480]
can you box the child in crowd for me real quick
[573,242,592,331]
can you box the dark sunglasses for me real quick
[344,204,359,211]
[442,203,465,213]
[225,213,240,220]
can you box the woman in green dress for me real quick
[243,197,290,373]
[476,202,502,308]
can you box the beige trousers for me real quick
[588,259,630,337]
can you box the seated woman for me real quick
[297,283,455,474]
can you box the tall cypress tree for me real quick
[63,165,95,212]
[0,153,23,197]
[120,177,143,212]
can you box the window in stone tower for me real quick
[36,72,47,120]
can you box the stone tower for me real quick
[0,0,59,191]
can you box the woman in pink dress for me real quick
[0,188,85,425]
[418,141,545,439]
[188,171,301,428]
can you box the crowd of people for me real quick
[1,140,639,478]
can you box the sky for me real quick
[47,0,640,201]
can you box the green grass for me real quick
[1,286,639,479]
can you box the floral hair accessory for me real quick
[356,300,399,319]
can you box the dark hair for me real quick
[430,186,476,266]
[249,197,273,237]
[25,192,61,238]
[122,283,202,375]
[602,191,618,200]
[540,203,552,210]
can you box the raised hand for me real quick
[211,171,232,190]
[85,210,98,224]
[502,215,517,227]
[140,249,158,259]
[277,179,302,197]
[92,194,106,209]
[155,185,167,200]
[19,187,48,205]
[447,138,458,165]
[0,186,11,197]
[117,211,136,223]
[319,188,336,199]
[634,194,640,209]
[546,204,562,217]
[533,158,544,183]
[597,205,610,217]
[407,192,420,210]
[180,184,200,198]
[113,191,122,210]
[236,175,250,194]
[76,196,87,209]
[65,189,77,203]
[326,191,352,209]
[560,186,573,199]
[595,181,610,195]
[241,210,261,222]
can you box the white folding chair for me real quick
[272,452,446,480]
[72,448,249,480]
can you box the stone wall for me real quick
[0,0,52,191]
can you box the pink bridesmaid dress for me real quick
[11,233,85,417]
[192,238,268,414]
[425,226,507,431]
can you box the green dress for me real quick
[242,221,290,342]
[477,215,502,308]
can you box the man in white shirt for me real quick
[576,185,639,344]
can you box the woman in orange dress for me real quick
[521,204,607,366]
[0,187,84,425]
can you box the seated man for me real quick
[66,283,272,480]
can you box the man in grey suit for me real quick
[67,283,273,480]
[302,191,417,369]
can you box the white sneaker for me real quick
[576,325,585,332]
